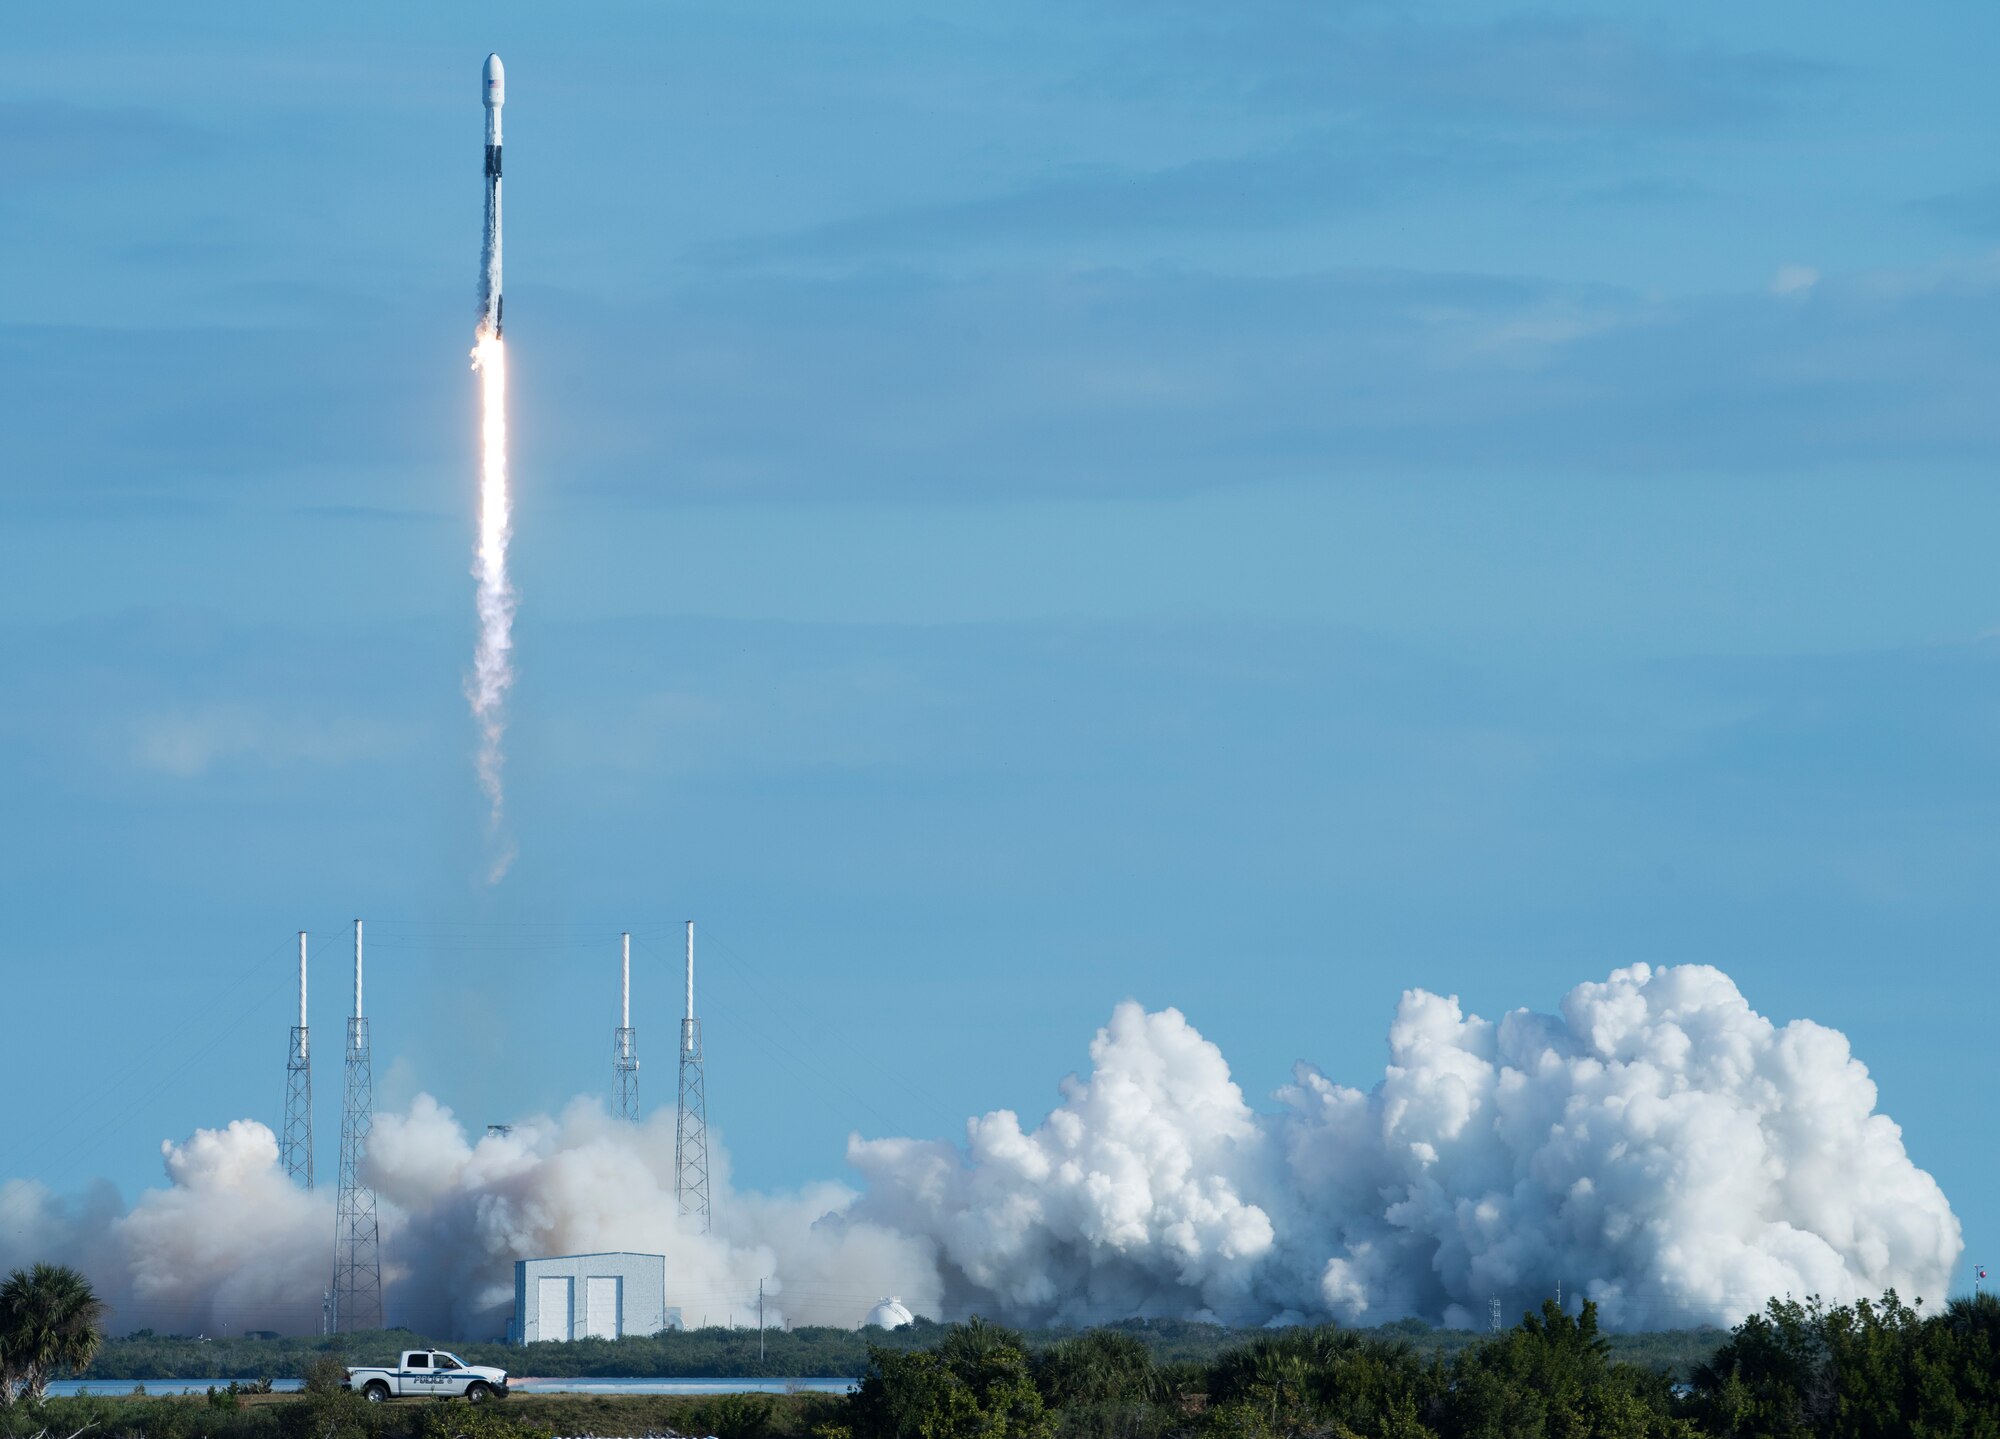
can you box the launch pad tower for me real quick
[674,920,711,1230]
[332,919,383,1331]
[282,931,313,1188]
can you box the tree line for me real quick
[9,1262,2000,1437]
[84,1314,1726,1382]
[825,1294,2000,1439]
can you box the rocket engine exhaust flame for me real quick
[467,53,514,882]
[468,326,514,881]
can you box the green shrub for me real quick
[410,1397,549,1439]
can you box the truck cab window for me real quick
[407,1355,429,1369]
[436,1355,461,1371]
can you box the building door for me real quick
[537,1276,573,1341]
[584,1275,622,1340]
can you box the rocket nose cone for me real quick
[483,53,505,106]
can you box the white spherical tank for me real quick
[864,1296,914,1330]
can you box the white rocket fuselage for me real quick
[481,54,505,336]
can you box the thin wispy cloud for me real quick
[1909,180,2000,239]
[533,257,2000,503]
[128,705,412,779]
[1065,14,1823,129]
[698,133,1512,263]
[0,100,203,186]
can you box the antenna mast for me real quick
[615,931,640,1121]
[674,919,711,1230]
[332,918,383,1331]
[282,932,314,1188]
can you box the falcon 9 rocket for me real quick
[480,53,504,336]
[469,51,516,881]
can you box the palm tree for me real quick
[0,1264,107,1404]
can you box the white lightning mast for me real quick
[332,918,382,1330]
[614,932,640,1122]
[674,920,711,1230]
[282,932,313,1188]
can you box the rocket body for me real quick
[480,53,505,336]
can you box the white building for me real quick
[865,1297,915,1330]
[513,1252,679,1342]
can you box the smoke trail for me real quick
[467,323,515,882]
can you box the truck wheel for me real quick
[465,1383,492,1403]
[364,1381,391,1403]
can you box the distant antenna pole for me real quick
[282,931,314,1188]
[674,919,711,1230]
[615,932,640,1121]
[758,1278,766,1361]
[332,918,383,1332]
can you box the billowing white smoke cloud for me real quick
[0,1121,328,1335]
[0,964,1960,1336]
[851,964,1961,1330]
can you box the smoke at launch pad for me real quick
[0,963,1959,1338]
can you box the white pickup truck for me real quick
[344,1349,510,1402]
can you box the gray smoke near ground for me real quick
[0,964,1960,1336]
[0,1121,339,1336]
[365,1096,940,1336]
[0,1102,939,1338]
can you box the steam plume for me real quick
[0,1102,935,1338]
[0,964,1960,1336]
[852,963,1962,1329]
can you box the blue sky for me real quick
[6,0,2000,1298]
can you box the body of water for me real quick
[512,1378,856,1395]
[51,1381,306,1397]
[49,1377,856,1398]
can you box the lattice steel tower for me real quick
[614,931,640,1122]
[674,919,711,1230]
[332,918,383,1331]
[282,931,314,1188]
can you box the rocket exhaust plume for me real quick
[468,53,515,882]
